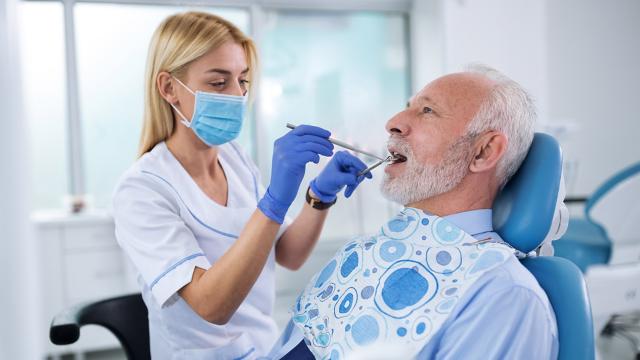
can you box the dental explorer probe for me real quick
[285,123,385,161]
[357,155,393,177]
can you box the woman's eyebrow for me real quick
[204,68,250,75]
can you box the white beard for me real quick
[381,136,473,205]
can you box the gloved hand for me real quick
[310,150,373,203]
[258,125,334,224]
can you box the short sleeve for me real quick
[112,173,211,306]
[422,285,558,360]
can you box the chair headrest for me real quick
[493,133,564,253]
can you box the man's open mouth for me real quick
[389,151,407,164]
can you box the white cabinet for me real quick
[32,211,137,359]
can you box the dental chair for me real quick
[553,161,640,358]
[49,293,150,360]
[493,133,595,360]
[281,132,592,360]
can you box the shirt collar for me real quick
[442,209,494,237]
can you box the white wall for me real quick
[546,0,640,196]
[411,0,548,119]
[0,0,38,358]
[442,0,549,121]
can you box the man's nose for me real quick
[385,111,410,136]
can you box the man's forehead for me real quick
[409,83,448,109]
[410,73,495,110]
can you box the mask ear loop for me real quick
[169,76,196,128]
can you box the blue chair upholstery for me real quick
[554,161,640,272]
[553,218,610,272]
[493,133,595,360]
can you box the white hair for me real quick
[464,64,536,188]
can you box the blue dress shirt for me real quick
[268,209,559,360]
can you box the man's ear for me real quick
[157,71,179,105]
[469,131,508,173]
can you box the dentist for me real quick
[112,11,371,360]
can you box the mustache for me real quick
[386,137,413,159]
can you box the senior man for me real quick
[268,65,558,360]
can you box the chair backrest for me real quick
[50,293,150,360]
[521,256,595,360]
[493,133,595,360]
[493,133,563,253]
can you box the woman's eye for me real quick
[210,81,225,87]
[240,79,250,86]
[422,106,434,114]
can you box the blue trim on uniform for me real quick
[233,347,255,360]
[150,252,205,290]
[229,142,260,202]
[141,170,239,239]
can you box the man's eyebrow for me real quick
[205,68,250,75]
[406,95,417,108]
[418,95,439,108]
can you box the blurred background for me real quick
[1,0,638,359]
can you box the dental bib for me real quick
[291,208,514,359]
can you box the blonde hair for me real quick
[138,11,257,156]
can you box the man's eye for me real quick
[422,106,433,114]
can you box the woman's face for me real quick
[172,41,249,122]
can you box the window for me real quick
[19,1,411,239]
[18,1,68,210]
[259,10,410,236]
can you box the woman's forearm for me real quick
[275,201,329,270]
[178,209,280,324]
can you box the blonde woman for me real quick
[112,11,371,359]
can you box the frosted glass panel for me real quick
[74,4,250,208]
[260,11,409,240]
[18,2,68,210]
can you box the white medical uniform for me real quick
[112,141,290,360]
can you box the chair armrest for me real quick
[49,300,92,345]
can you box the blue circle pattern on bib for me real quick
[431,217,465,245]
[426,246,462,274]
[295,209,513,359]
[374,260,438,319]
[381,208,421,240]
[335,287,358,318]
[315,259,337,288]
[338,246,363,284]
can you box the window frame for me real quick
[20,0,413,212]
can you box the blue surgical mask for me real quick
[170,77,247,146]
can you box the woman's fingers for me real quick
[295,151,321,165]
[294,142,333,157]
[289,124,331,139]
[335,151,368,173]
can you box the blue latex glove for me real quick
[310,150,373,203]
[258,125,334,224]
